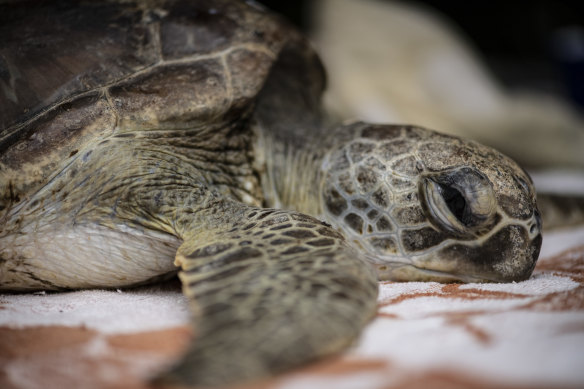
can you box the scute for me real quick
[227,48,278,107]
[109,60,230,128]
[0,0,299,219]
[0,0,158,130]
[159,0,284,60]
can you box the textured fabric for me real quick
[1,227,583,389]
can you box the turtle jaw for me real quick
[398,223,541,284]
[373,235,541,283]
[369,210,543,283]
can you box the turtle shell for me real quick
[0,0,307,214]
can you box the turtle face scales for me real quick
[320,123,542,283]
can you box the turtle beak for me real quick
[419,215,542,283]
[376,210,543,283]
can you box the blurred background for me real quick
[259,0,584,171]
[262,0,584,111]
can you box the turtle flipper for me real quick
[156,207,378,387]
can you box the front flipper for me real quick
[157,206,378,387]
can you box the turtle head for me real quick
[320,123,542,283]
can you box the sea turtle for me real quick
[0,0,542,387]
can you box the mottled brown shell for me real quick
[0,0,308,214]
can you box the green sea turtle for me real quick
[0,0,542,386]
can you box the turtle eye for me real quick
[420,167,497,235]
[436,182,468,225]
[422,179,469,234]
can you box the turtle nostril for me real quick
[534,210,542,231]
[529,210,542,236]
